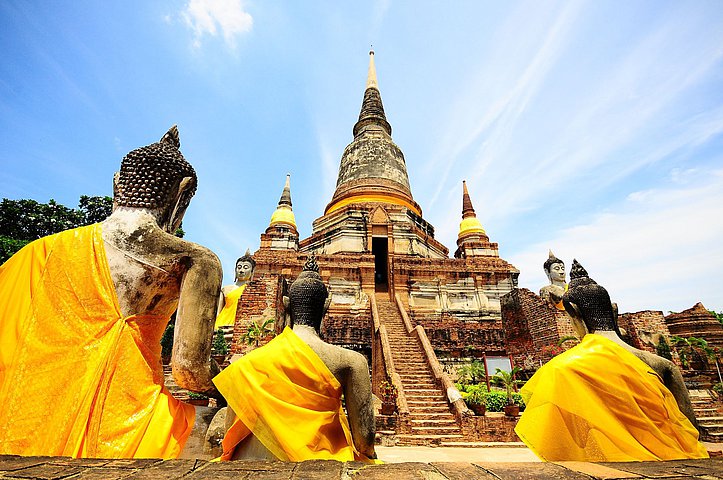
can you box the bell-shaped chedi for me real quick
[302,51,446,258]
[454,181,499,259]
[325,50,422,217]
[260,174,299,251]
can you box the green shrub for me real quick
[483,391,526,412]
[160,321,175,360]
[212,328,230,355]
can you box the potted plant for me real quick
[464,388,487,416]
[379,380,397,415]
[187,391,209,407]
[212,328,230,364]
[491,367,522,417]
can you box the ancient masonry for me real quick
[230,51,519,443]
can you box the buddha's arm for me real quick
[172,249,223,395]
[344,353,377,459]
[663,362,698,429]
[216,290,225,317]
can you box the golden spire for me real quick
[269,174,297,230]
[366,50,378,90]
[458,180,485,238]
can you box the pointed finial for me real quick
[278,174,292,207]
[366,49,378,90]
[160,125,180,148]
[461,180,476,219]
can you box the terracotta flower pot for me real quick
[504,404,520,417]
[470,403,486,416]
[381,401,396,415]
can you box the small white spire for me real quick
[285,173,290,189]
[366,50,378,90]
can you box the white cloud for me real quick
[181,0,253,49]
[508,169,723,314]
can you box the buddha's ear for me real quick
[612,302,619,321]
[166,176,195,233]
[283,296,290,309]
[323,297,331,316]
[112,172,120,212]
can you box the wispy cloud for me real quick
[508,168,723,313]
[181,0,253,49]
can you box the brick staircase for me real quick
[375,293,463,445]
[690,390,723,443]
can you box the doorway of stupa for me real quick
[372,236,388,292]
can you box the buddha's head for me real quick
[113,125,197,234]
[543,250,565,285]
[285,256,330,331]
[562,259,618,337]
[235,251,256,282]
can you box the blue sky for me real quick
[1,1,722,314]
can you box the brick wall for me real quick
[501,288,576,372]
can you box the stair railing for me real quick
[394,293,471,425]
[370,293,410,423]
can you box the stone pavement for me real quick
[1,455,722,479]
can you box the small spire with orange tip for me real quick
[458,180,485,238]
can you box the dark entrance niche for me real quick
[372,237,388,292]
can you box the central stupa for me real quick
[301,51,447,269]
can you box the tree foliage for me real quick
[0,196,113,264]
[711,310,723,328]
[456,360,486,385]
[671,336,715,369]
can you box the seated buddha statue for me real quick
[215,251,255,328]
[539,250,567,309]
[0,126,223,459]
[516,260,707,462]
[212,256,378,462]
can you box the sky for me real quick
[1,1,722,315]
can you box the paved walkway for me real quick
[1,455,722,479]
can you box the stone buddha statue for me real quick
[103,126,223,397]
[515,259,707,462]
[561,260,697,427]
[0,125,223,458]
[215,251,256,328]
[211,256,377,462]
[539,250,566,309]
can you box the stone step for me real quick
[405,393,446,401]
[411,419,457,426]
[410,415,457,422]
[699,416,723,423]
[405,405,451,412]
[396,434,465,446]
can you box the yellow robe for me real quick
[515,334,708,462]
[0,224,195,458]
[214,284,245,328]
[213,327,373,462]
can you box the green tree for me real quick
[212,328,230,355]
[710,310,723,328]
[0,196,112,263]
[240,318,276,347]
[671,336,715,369]
[456,360,486,385]
[491,367,523,406]
[656,336,673,361]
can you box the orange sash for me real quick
[0,224,194,458]
[516,334,708,461]
[214,327,374,462]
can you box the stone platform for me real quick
[1,456,722,479]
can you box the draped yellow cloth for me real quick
[213,327,373,462]
[515,334,708,462]
[0,224,195,458]
[214,284,245,328]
